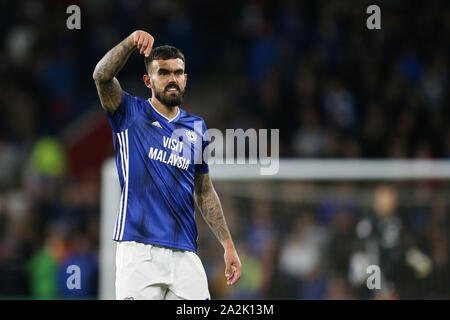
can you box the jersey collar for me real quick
[147,99,181,123]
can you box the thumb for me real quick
[225,260,232,278]
[145,46,152,58]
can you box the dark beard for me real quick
[154,88,185,107]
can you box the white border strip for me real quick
[209,159,450,180]
[100,158,121,299]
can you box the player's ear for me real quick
[143,74,152,89]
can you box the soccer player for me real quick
[93,30,241,300]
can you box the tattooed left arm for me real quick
[194,172,242,286]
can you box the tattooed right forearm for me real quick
[93,36,135,82]
[93,36,135,112]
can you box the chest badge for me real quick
[185,130,197,143]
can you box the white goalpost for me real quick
[99,158,450,299]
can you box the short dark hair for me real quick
[144,45,185,73]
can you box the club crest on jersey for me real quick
[185,130,197,143]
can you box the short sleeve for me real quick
[106,91,141,133]
[195,119,210,174]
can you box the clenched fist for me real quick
[130,30,154,57]
[224,247,242,286]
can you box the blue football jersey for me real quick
[105,91,209,253]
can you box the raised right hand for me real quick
[130,30,154,57]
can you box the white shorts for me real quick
[115,241,210,300]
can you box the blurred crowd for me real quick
[0,0,449,299]
[203,181,450,299]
